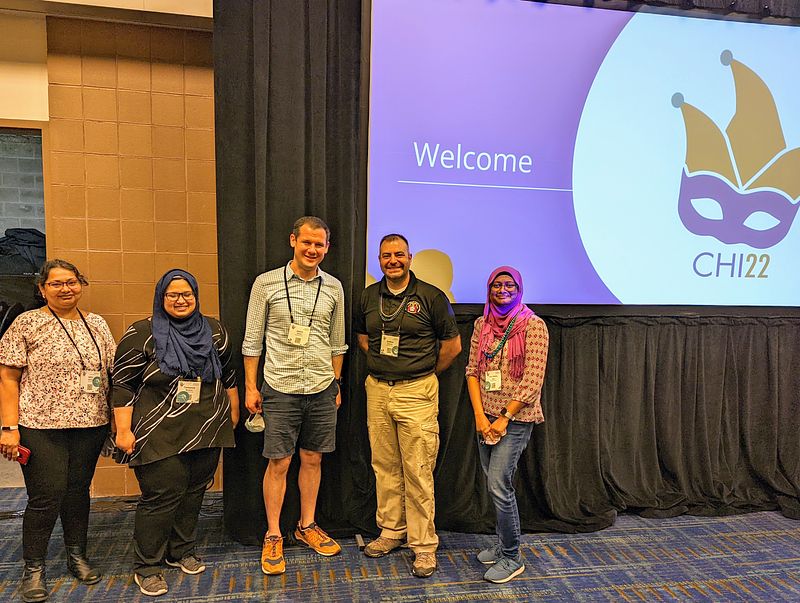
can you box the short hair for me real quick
[35,258,89,288]
[379,233,409,251]
[292,216,331,243]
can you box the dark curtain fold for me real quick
[214,0,365,543]
[214,0,800,547]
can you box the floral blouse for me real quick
[465,315,549,423]
[0,309,116,429]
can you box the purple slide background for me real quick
[368,0,632,303]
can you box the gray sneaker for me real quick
[483,557,525,584]
[166,553,206,575]
[477,543,503,565]
[134,573,168,596]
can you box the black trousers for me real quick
[19,425,108,561]
[132,447,220,576]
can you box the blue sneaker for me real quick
[476,543,503,565]
[483,557,525,583]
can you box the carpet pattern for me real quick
[0,488,799,601]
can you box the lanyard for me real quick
[380,293,408,335]
[48,307,102,370]
[482,315,517,361]
[283,265,323,327]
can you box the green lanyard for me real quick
[482,316,516,361]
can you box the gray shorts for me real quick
[261,380,338,459]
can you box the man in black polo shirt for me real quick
[355,233,461,578]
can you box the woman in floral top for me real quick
[0,259,116,603]
[465,266,549,585]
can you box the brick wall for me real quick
[0,131,45,236]
[45,17,221,496]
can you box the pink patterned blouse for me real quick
[0,309,116,429]
[465,315,549,423]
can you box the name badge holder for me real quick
[176,378,202,404]
[380,331,400,357]
[284,265,322,348]
[484,369,502,391]
[49,307,105,395]
[81,370,103,394]
[288,323,312,347]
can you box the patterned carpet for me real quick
[1,488,799,601]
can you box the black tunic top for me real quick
[111,317,236,466]
[355,271,459,381]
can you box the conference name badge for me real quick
[380,332,400,357]
[176,379,201,404]
[287,323,311,347]
[484,370,502,392]
[80,370,102,394]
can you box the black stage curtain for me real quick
[213,0,366,545]
[214,1,800,546]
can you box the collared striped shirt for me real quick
[242,262,347,395]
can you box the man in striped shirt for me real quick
[242,216,347,576]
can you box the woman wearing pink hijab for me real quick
[465,266,549,584]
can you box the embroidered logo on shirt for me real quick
[406,301,421,314]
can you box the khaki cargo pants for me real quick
[365,373,440,554]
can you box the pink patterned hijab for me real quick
[477,266,534,381]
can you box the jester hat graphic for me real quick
[673,51,800,249]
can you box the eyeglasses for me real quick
[490,282,518,291]
[164,292,195,302]
[45,279,81,290]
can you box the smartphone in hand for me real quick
[15,445,31,465]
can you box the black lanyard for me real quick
[48,307,102,370]
[283,265,323,327]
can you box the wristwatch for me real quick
[499,408,516,422]
[1,425,19,431]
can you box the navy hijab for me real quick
[152,269,222,383]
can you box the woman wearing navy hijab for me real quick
[112,270,239,597]
[465,266,549,584]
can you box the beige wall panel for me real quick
[39,0,212,18]
[42,17,219,498]
[0,14,48,121]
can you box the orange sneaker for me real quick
[261,535,285,575]
[294,522,341,556]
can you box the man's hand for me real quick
[335,383,342,409]
[245,388,263,414]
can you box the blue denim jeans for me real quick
[477,419,534,561]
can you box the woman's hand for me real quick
[488,416,509,439]
[474,413,492,438]
[0,429,20,461]
[115,429,136,454]
[231,403,240,429]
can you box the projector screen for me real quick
[366,0,800,305]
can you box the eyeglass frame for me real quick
[164,291,196,302]
[45,279,82,290]
[490,281,518,291]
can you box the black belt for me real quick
[372,373,433,387]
